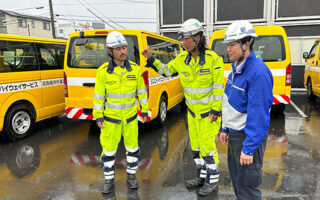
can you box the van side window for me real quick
[0,41,37,73]
[146,37,180,64]
[67,35,139,69]
[36,43,65,70]
[309,42,319,59]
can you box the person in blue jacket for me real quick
[219,20,273,200]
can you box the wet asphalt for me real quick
[0,92,319,200]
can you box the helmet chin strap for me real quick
[190,34,203,53]
[237,38,254,63]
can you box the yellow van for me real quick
[64,29,184,125]
[209,26,291,114]
[0,34,66,141]
[303,38,320,101]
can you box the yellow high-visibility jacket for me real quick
[93,59,149,124]
[147,50,224,119]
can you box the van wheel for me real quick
[307,79,316,101]
[154,95,167,127]
[4,104,35,141]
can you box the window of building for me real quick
[31,20,35,28]
[59,29,63,34]
[18,18,27,28]
[43,22,50,30]
[0,19,6,27]
[0,41,38,73]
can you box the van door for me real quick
[306,41,320,95]
[35,43,65,118]
[144,35,183,110]
[0,40,42,118]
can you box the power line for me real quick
[81,0,126,29]
[76,0,117,29]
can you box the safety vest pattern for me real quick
[147,50,224,118]
[93,59,149,123]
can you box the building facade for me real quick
[57,21,105,39]
[157,0,320,88]
[0,10,53,38]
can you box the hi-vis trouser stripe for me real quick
[126,146,140,174]
[101,151,117,180]
[203,154,219,184]
[158,63,171,77]
[193,150,207,179]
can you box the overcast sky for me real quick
[2,0,157,32]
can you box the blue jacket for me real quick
[221,51,273,156]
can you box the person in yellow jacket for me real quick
[93,31,149,194]
[142,18,224,196]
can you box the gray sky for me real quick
[2,0,157,32]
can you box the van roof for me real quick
[0,34,67,44]
[211,26,287,39]
[68,29,180,43]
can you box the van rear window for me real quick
[67,35,140,69]
[211,36,286,63]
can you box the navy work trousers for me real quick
[227,132,267,200]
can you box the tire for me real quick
[4,104,35,141]
[307,79,316,101]
[154,95,167,127]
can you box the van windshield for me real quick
[211,36,286,63]
[67,35,140,68]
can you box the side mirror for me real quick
[303,52,309,60]
[75,31,88,46]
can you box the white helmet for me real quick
[106,31,127,48]
[178,18,204,39]
[223,20,257,43]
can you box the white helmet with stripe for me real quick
[223,20,257,44]
[178,18,204,39]
[106,31,127,48]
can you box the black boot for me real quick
[127,174,139,189]
[186,177,205,189]
[102,179,114,194]
[198,182,218,196]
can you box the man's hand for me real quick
[141,47,152,59]
[140,117,147,124]
[208,113,218,123]
[219,132,228,145]
[97,121,104,129]
[240,151,253,165]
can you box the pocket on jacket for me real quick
[239,164,262,187]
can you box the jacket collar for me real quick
[107,58,132,74]
[231,51,256,74]
[184,51,206,65]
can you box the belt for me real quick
[187,107,210,119]
[104,114,137,124]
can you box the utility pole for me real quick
[49,0,56,38]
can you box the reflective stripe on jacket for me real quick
[93,59,149,123]
[147,50,224,118]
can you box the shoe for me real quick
[102,179,114,194]
[186,178,205,189]
[198,182,218,196]
[127,174,139,189]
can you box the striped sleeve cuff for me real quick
[209,109,221,117]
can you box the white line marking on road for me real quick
[290,100,308,118]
